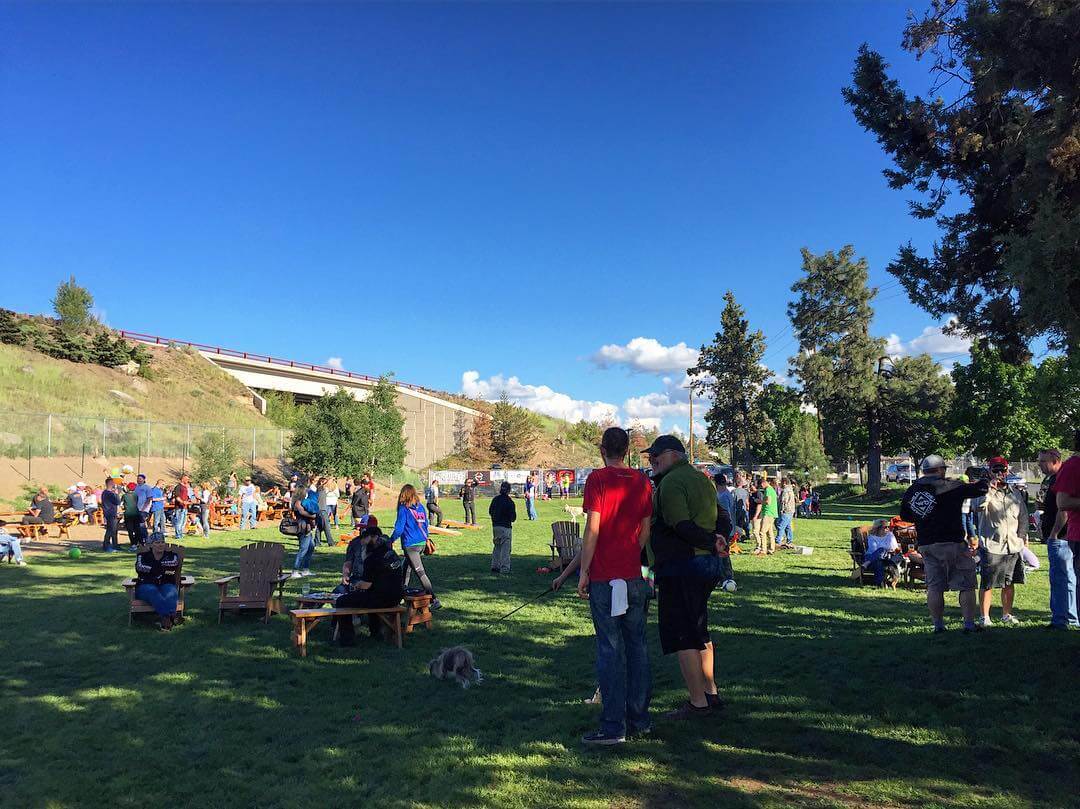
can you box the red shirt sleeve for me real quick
[582,472,601,514]
[637,476,653,521]
[1056,457,1080,497]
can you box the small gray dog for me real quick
[429,646,483,689]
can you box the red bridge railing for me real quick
[117,329,444,397]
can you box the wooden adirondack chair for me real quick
[549,520,582,569]
[122,543,195,626]
[214,541,290,623]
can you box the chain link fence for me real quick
[0,410,291,465]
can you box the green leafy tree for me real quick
[192,432,241,491]
[0,309,24,345]
[789,246,886,493]
[1033,355,1080,450]
[263,390,304,429]
[488,393,540,466]
[752,383,803,462]
[359,376,406,477]
[879,354,959,464]
[289,388,372,477]
[843,1,1080,359]
[689,291,768,466]
[568,420,603,447]
[950,340,1051,458]
[51,275,95,335]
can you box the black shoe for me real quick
[581,730,625,746]
[932,624,947,634]
[705,693,724,710]
[962,623,984,634]
[663,701,712,720]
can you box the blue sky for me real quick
[0,1,973,435]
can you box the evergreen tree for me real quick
[488,392,540,466]
[844,1,1080,359]
[47,326,90,363]
[51,275,95,335]
[0,309,24,345]
[688,291,768,466]
[879,354,959,465]
[89,331,131,367]
[788,246,886,493]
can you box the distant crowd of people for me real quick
[898,434,1080,633]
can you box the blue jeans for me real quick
[963,512,978,539]
[199,506,210,538]
[526,497,538,521]
[864,548,888,586]
[777,513,794,544]
[151,510,165,536]
[1,535,24,563]
[134,582,179,617]
[171,508,186,540]
[588,578,652,737]
[294,531,314,571]
[1047,539,1078,627]
[241,501,257,530]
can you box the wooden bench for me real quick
[403,593,434,634]
[289,606,405,657]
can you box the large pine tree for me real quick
[789,246,886,493]
[688,291,767,466]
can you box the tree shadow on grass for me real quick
[2,547,1079,808]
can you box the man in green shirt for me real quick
[756,477,778,555]
[643,435,725,721]
[121,483,145,547]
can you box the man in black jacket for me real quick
[462,478,477,526]
[489,482,517,574]
[901,454,990,633]
[333,527,404,645]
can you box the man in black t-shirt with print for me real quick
[901,454,989,633]
[333,524,404,645]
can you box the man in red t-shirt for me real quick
[575,427,653,746]
[1050,431,1080,624]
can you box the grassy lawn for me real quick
[2,495,1078,808]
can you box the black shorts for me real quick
[980,551,1025,590]
[656,574,716,655]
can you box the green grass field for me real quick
[2,495,1078,808]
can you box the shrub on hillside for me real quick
[90,331,133,367]
[0,309,23,345]
[52,275,94,335]
[192,432,241,493]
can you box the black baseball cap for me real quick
[641,435,686,457]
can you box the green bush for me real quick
[0,309,23,345]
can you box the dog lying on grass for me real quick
[429,646,484,689]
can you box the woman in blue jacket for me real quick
[391,484,441,610]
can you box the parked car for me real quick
[885,463,917,484]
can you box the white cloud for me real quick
[626,417,662,433]
[325,357,344,370]
[886,318,972,360]
[461,371,619,424]
[671,421,707,439]
[592,337,700,374]
[624,392,690,420]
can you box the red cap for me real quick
[127,482,137,491]
[988,456,1009,468]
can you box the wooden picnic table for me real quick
[289,605,405,657]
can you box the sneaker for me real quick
[1000,614,1020,625]
[430,598,442,610]
[962,623,984,634]
[705,692,725,710]
[932,624,947,634]
[16,560,27,566]
[581,730,625,746]
[301,569,312,577]
[979,616,994,627]
[663,701,712,720]
[289,571,303,579]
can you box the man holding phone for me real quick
[975,457,1029,626]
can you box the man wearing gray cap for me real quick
[901,454,990,633]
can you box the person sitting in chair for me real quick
[61,485,86,520]
[332,523,405,646]
[0,520,27,566]
[134,537,182,631]
[863,518,900,587]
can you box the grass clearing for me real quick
[2,495,1078,808]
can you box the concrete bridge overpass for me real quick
[120,331,480,469]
